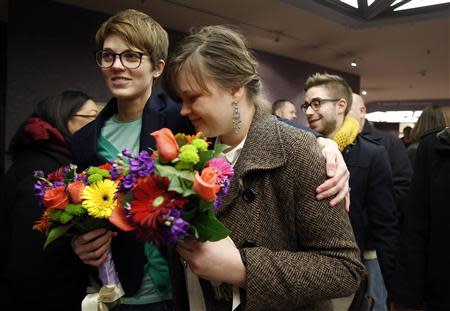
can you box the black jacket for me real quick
[1,144,88,310]
[361,121,412,211]
[71,89,193,295]
[344,135,399,292]
[391,127,450,311]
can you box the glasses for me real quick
[301,98,341,113]
[95,50,145,69]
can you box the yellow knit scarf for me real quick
[332,116,360,152]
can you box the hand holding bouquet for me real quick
[33,164,123,310]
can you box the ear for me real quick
[231,85,245,103]
[360,105,366,117]
[337,99,347,114]
[152,59,165,78]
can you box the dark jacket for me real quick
[1,125,88,311]
[391,127,450,311]
[170,110,365,311]
[361,121,412,211]
[71,89,193,295]
[343,134,399,291]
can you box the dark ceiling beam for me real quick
[364,0,396,19]
[390,0,412,11]
[358,0,368,15]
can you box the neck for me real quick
[220,104,256,150]
[116,88,152,121]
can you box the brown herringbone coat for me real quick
[170,110,365,311]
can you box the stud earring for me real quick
[232,102,241,134]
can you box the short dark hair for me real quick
[9,90,91,157]
[272,99,291,114]
[304,73,353,115]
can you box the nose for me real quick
[180,101,191,117]
[111,54,125,70]
[292,112,297,120]
[305,105,315,116]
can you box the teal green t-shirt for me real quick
[97,115,172,304]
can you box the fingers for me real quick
[329,180,349,207]
[71,229,115,267]
[323,149,337,177]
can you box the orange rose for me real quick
[43,186,69,210]
[67,180,85,204]
[194,168,221,201]
[151,128,179,162]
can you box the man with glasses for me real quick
[304,73,399,311]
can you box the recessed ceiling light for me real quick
[361,90,367,95]
[351,61,357,67]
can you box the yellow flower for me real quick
[82,179,118,218]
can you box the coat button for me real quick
[242,188,255,203]
[242,240,256,248]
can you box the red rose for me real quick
[43,186,69,210]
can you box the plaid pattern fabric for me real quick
[170,110,365,311]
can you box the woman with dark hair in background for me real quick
[406,106,447,168]
[0,90,98,310]
[391,107,450,311]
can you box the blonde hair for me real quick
[304,73,353,115]
[166,25,270,111]
[96,9,168,66]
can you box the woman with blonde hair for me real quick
[165,25,364,311]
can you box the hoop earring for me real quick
[232,102,242,134]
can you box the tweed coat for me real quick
[170,110,365,311]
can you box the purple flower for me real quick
[109,165,120,180]
[120,174,136,191]
[213,179,231,210]
[161,209,189,244]
[130,151,155,177]
[33,180,47,201]
[122,149,132,158]
[52,181,65,188]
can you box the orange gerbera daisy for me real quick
[130,175,187,230]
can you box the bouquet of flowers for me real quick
[33,164,124,310]
[109,128,233,246]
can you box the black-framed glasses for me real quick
[95,50,145,69]
[301,98,341,113]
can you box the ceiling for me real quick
[3,0,450,104]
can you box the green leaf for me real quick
[44,224,73,248]
[156,164,194,182]
[167,176,196,197]
[213,144,229,156]
[193,210,230,242]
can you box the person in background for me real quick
[165,25,364,311]
[349,93,412,220]
[391,108,450,311]
[406,106,447,168]
[272,98,297,121]
[1,90,98,311]
[304,73,399,311]
[401,126,412,148]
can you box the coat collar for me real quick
[217,108,287,215]
[74,88,168,166]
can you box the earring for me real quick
[232,102,241,134]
